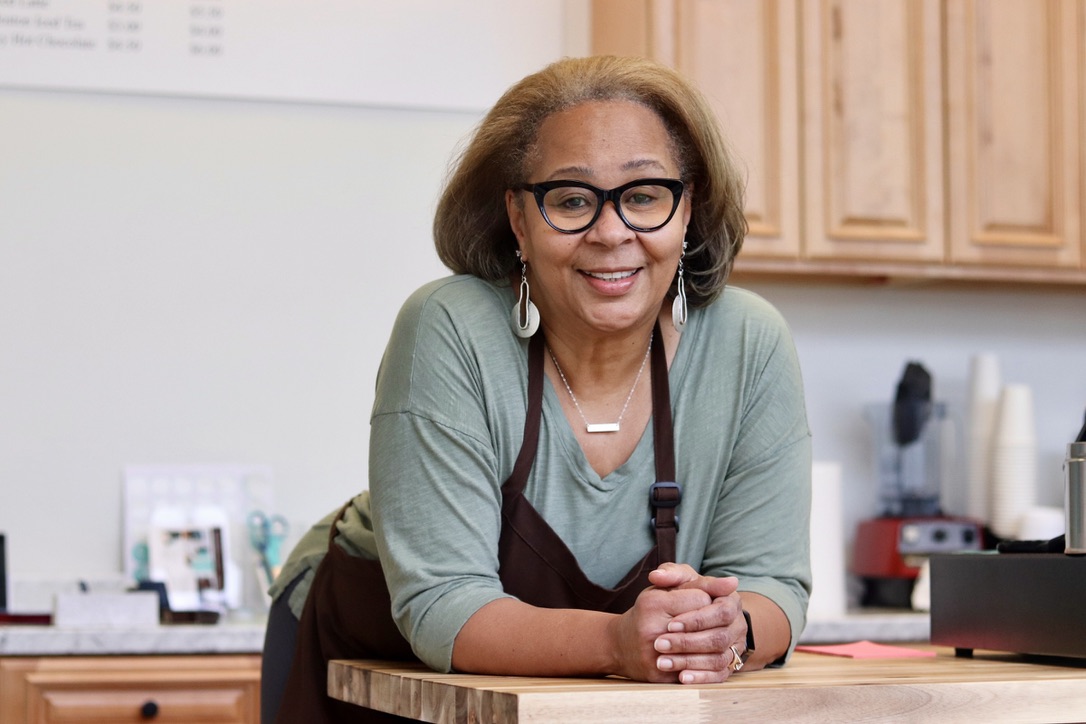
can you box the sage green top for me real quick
[271,275,812,674]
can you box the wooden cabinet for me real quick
[802,0,946,264]
[945,0,1081,271]
[592,0,1086,285]
[0,655,261,724]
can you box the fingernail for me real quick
[654,638,671,652]
[668,621,685,633]
[680,672,694,684]
[657,657,674,671]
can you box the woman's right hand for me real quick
[607,563,739,683]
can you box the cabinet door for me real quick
[946,0,1081,269]
[591,0,800,260]
[803,0,945,262]
[674,0,801,260]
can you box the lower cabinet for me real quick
[0,655,261,723]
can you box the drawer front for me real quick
[5,656,261,724]
[27,682,258,722]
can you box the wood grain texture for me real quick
[946,0,1082,269]
[1,655,261,724]
[803,0,945,262]
[330,648,1086,723]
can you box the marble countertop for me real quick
[0,620,267,656]
[799,610,929,644]
[0,611,927,657]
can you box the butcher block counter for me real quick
[328,647,1086,723]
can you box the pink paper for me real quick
[795,640,936,659]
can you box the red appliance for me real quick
[852,516,982,607]
[854,364,984,607]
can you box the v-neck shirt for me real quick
[271,274,812,675]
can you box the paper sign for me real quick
[795,641,937,659]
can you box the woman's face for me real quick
[506,100,691,339]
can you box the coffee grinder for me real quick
[851,362,982,608]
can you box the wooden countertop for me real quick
[329,647,1086,723]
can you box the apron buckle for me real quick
[649,482,682,532]
[649,481,682,507]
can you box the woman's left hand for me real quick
[646,563,748,684]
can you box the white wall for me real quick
[0,88,473,582]
[2,2,1085,600]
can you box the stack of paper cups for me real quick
[807,462,846,619]
[966,354,1001,522]
[989,384,1038,538]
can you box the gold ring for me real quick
[730,644,744,672]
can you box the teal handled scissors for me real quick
[248,510,288,587]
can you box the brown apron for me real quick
[276,323,680,722]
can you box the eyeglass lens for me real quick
[541,182,679,232]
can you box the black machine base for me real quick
[930,552,1086,660]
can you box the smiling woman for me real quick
[506,101,688,346]
[261,55,811,724]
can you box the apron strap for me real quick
[503,333,545,498]
[648,320,679,563]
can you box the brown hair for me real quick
[433,55,747,307]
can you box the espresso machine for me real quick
[851,362,982,607]
[929,410,1086,660]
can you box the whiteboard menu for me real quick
[0,0,565,111]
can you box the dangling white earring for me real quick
[512,251,539,338]
[671,241,688,333]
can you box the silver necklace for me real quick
[547,333,653,434]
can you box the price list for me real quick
[0,0,560,113]
[188,1,223,57]
[0,0,226,56]
[106,1,142,54]
[0,0,99,52]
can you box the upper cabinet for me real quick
[591,0,1086,285]
[802,0,945,264]
[945,0,1081,271]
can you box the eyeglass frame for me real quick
[511,177,686,234]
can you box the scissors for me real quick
[248,510,289,587]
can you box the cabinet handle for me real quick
[140,700,160,719]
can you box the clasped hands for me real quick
[610,562,747,685]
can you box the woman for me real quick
[263,55,811,723]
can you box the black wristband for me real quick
[741,609,755,660]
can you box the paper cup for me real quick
[989,441,1038,539]
[1016,506,1064,541]
[993,384,1036,445]
[965,354,1000,521]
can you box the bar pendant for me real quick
[586,422,620,433]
